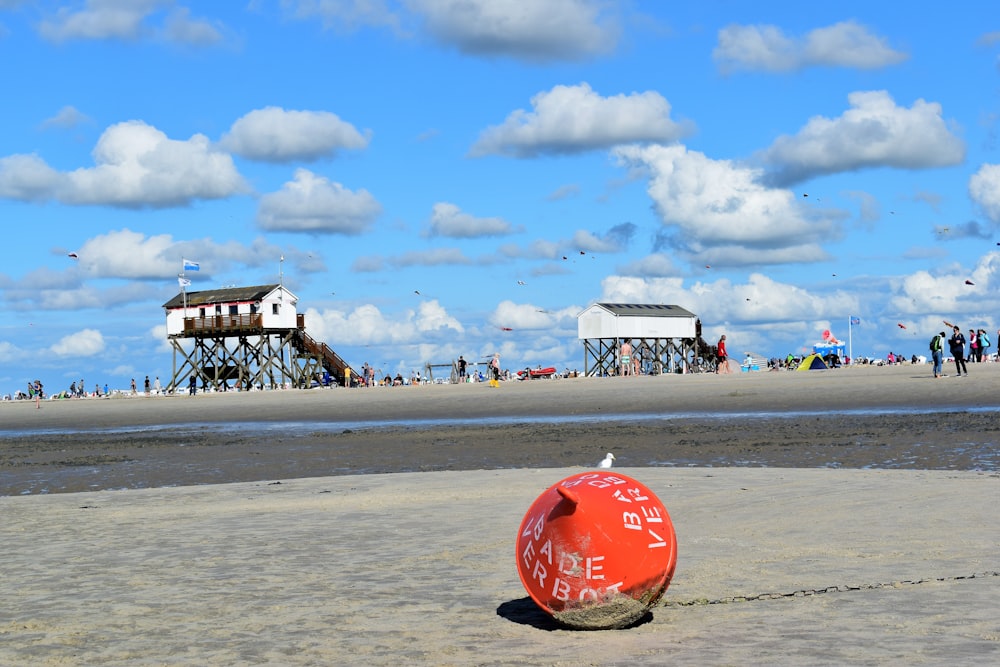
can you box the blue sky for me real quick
[2,1,1000,391]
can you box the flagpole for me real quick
[848,316,853,364]
[180,259,199,312]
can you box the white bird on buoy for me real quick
[598,452,615,469]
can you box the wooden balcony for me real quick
[182,314,264,334]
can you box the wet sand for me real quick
[2,363,999,495]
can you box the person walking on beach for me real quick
[930,331,946,378]
[33,379,43,409]
[458,355,467,383]
[716,335,730,374]
[947,325,968,376]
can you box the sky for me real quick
[2,1,1000,392]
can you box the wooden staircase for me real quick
[293,329,358,385]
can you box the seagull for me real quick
[598,452,616,469]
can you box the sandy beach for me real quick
[2,364,998,664]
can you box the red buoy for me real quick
[515,471,677,629]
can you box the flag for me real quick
[183,259,200,271]
[850,316,860,326]
[178,277,191,288]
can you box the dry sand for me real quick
[2,364,999,664]
[6,361,1000,432]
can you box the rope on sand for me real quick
[660,570,1000,607]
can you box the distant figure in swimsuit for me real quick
[620,341,632,376]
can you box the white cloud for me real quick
[74,228,185,279]
[0,154,62,201]
[283,0,619,61]
[714,20,907,74]
[38,1,223,45]
[683,244,831,268]
[149,323,173,353]
[50,328,105,357]
[889,253,1000,315]
[470,83,691,158]
[976,30,1000,47]
[163,7,223,45]
[969,163,1000,223]
[498,239,563,261]
[220,107,370,163]
[572,222,636,253]
[491,300,578,331]
[425,202,517,238]
[282,0,403,32]
[614,143,839,262]
[599,273,861,355]
[40,105,93,130]
[843,190,882,225]
[0,121,248,207]
[617,253,681,278]
[546,184,580,201]
[0,340,22,362]
[352,246,486,271]
[257,169,382,233]
[605,274,860,325]
[392,247,473,267]
[39,0,157,41]
[16,229,286,286]
[758,90,965,186]
[303,300,463,346]
[351,255,385,272]
[408,0,620,62]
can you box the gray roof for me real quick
[594,303,697,318]
[163,284,282,309]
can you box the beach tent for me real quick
[796,353,829,371]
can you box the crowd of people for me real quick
[6,375,169,403]
[13,325,999,401]
[929,324,994,378]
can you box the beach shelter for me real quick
[796,353,829,371]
